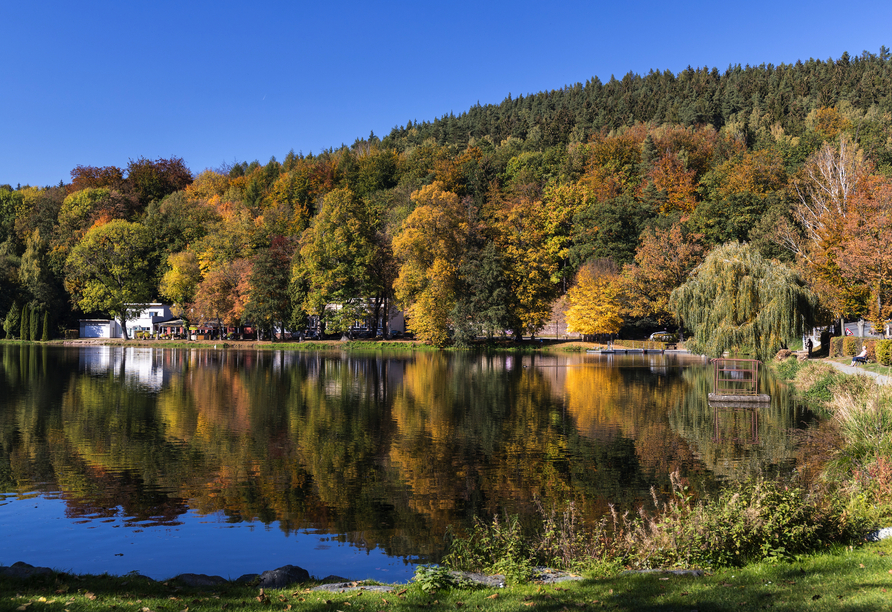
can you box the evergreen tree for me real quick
[21,304,30,341]
[42,310,50,341]
[31,307,40,340]
[2,303,20,339]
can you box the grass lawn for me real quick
[4,539,891,611]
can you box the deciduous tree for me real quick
[64,220,154,340]
[565,259,625,338]
[669,242,818,360]
[621,224,706,326]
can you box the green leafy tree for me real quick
[64,220,155,340]
[669,242,818,360]
[245,236,296,339]
[297,188,382,335]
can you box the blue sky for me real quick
[3,1,892,187]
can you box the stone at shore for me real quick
[256,565,310,589]
[621,569,705,577]
[174,573,229,587]
[0,562,55,579]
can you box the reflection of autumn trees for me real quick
[0,346,813,563]
[669,367,817,481]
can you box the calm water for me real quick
[0,345,815,581]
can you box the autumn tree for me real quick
[620,224,706,326]
[191,259,252,327]
[775,135,874,328]
[64,220,155,340]
[565,259,625,338]
[296,188,384,335]
[126,156,193,207]
[669,242,818,360]
[837,177,892,327]
[159,250,202,320]
[69,165,125,193]
[393,183,470,346]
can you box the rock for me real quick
[319,574,351,583]
[531,567,584,584]
[621,568,705,577]
[448,571,506,588]
[312,582,395,592]
[257,565,310,589]
[866,527,892,542]
[235,573,260,584]
[174,573,229,587]
[0,562,54,579]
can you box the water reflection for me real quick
[0,345,816,573]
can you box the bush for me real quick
[772,356,803,380]
[830,336,843,357]
[842,336,857,356]
[875,339,892,366]
[615,474,866,569]
[443,514,534,583]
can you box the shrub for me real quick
[443,514,534,583]
[615,474,866,569]
[412,565,458,593]
[830,336,843,357]
[772,356,803,380]
[875,339,892,366]
[842,336,857,356]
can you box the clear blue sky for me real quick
[3,1,891,188]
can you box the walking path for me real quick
[823,359,892,385]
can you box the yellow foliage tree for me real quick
[565,260,625,338]
[393,183,469,345]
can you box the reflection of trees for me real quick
[0,346,816,565]
[669,367,817,480]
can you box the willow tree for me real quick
[669,242,818,360]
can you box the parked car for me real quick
[649,331,678,342]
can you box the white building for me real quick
[79,303,174,338]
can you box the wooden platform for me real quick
[707,393,771,403]
[587,348,665,354]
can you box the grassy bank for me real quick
[4,538,891,611]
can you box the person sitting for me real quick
[851,347,869,366]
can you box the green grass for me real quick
[4,539,892,611]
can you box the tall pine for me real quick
[42,311,50,341]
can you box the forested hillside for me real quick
[2,48,891,347]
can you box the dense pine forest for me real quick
[2,48,892,348]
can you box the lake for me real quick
[0,345,815,581]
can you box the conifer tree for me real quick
[21,304,30,341]
[31,307,40,340]
[42,311,50,341]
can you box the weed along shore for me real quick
[3,539,892,611]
